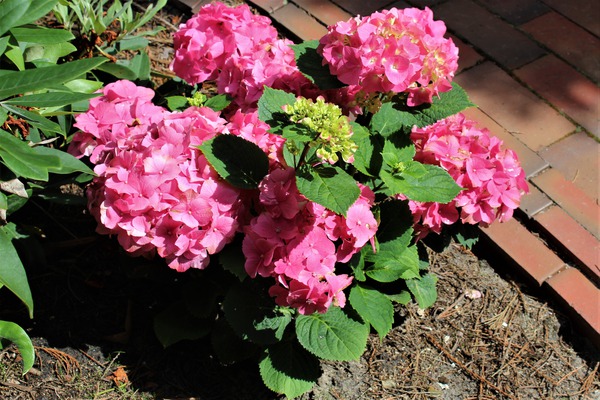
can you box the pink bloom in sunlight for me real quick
[70,80,247,273]
[406,113,529,236]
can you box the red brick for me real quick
[271,4,329,41]
[293,0,353,27]
[534,206,600,284]
[450,34,484,73]
[539,132,599,201]
[519,184,553,218]
[479,218,566,285]
[521,12,600,83]
[531,168,600,239]
[461,107,549,178]
[330,0,396,16]
[478,0,550,25]
[515,55,600,138]
[247,0,287,13]
[433,0,546,69]
[544,267,600,346]
[456,62,576,151]
[540,0,600,37]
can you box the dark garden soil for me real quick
[1,1,599,399]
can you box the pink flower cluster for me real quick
[170,2,313,111]
[318,7,459,106]
[407,113,529,238]
[69,80,251,272]
[242,165,378,315]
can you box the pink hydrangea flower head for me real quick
[318,7,459,107]
[405,113,529,236]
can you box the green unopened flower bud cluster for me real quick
[283,96,357,164]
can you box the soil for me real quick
[1,2,599,399]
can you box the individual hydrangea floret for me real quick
[318,7,459,107]
[283,96,357,164]
[405,113,529,238]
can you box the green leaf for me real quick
[0,226,33,318]
[296,164,360,216]
[96,61,137,80]
[0,36,9,55]
[1,104,63,135]
[452,222,479,249]
[350,122,382,177]
[117,36,149,51]
[5,44,25,71]
[349,285,394,339]
[257,87,296,126]
[295,306,369,361]
[0,320,34,374]
[375,199,414,244]
[211,317,258,364]
[223,282,284,345]
[165,95,188,111]
[406,273,438,309]
[63,79,104,93]
[218,236,248,281]
[259,341,320,399]
[291,40,344,90]
[10,27,74,44]
[13,0,58,29]
[25,41,76,63]
[0,57,107,100]
[381,133,415,164]
[370,83,474,136]
[386,291,412,305]
[3,92,99,108]
[129,52,151,80]
[348,247,367,282]
[365,239,420,282]
[0,129,59,181]
[153,302,211,348]
[199,134,269,189]
[204,94,231,111]
[381,162,462,203]
[0,0,29,37]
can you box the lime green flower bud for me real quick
[283,96,357,164]
[187,92,207,107]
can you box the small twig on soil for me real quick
[35,347,80,378]
[78,349,106,368]
[132,2,178,31]
[0,381,34,393]
[425,333,518,400]
[578,362,599,396]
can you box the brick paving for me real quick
[176,0,600,346]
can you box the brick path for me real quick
[177,0,600,346]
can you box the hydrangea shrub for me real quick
[70,2,529,398]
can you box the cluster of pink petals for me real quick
[69,80,252,272]
[170,2,314,111]
[407,113,529,238]
[318,7,459,106]
[243,164,378,314]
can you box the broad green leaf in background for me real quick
[0,0,58,44]
[9,27,74,44]
[291,40,345,90]
[96,60,138,80]
[257,87,296,128]
[204,94,232,111]
[223,282,289,345]
[0,57,107,100]
[381,162,462,203]
[0,129,60,181]
[375,199,414,244]
[211,317,258,364]
[295,306,369,361]
[128,52,151,80]
[3,92,99,108]
[199,135,269,189]
[153,302,211,348]
[0,320,35,374]
[370,83,474,137]
[0,225,33,317]
[386,291,412,305]
[406,273,438,309]
[295,164,360,216]
[349,122,382,177]
[32,146,95,175]
[364,239,420,282]
[259,340,320,399]
[349,285,394,339]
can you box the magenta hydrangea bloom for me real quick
[70,81,249,272]
[406,113,529,238]
[318,7,459,106]
[170,2,315,112]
